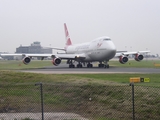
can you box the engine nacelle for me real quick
[119,56,128,64]
[52,57,61,66]
[23,57,31,65]
[135,54,144,61]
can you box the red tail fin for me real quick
[64,23,72,47]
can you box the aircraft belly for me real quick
[89,49,114,61]
[88,50,103,61]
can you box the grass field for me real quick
[0,59,160,119]
[0,71,160,85]
[0,60,52,70]
[0,71,160,119]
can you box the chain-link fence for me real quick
[0,83,160,120]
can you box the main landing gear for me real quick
[77,63,82,68]
[87,63,93,68]
[67,60,83,68]
[67,59,109,68]
[76,62,93,68]
[69,64,75,68]
[69,61,93,68]
[104,64,109,68]
[67,59,75,68]
[98,61,109,68]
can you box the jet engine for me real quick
[52,57,61,66]
[119,56,128,64]
[23,57,31,65]
[135,54,144,61]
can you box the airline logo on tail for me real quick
[64,23,72,48]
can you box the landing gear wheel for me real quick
[87,63,93,68]
[98,64,104,68]
[69,64,75,68]
[77,64,82,68]
[104,64,109,68]
[106,64,109,68]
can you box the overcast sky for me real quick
[0,0,160,55]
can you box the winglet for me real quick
[64,23,72,47]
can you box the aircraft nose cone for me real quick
[110,47,116,57]
[111,47,116,55]
[107,42,116,59]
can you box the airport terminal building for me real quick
[0,42,52,60]
[16,41,52,54]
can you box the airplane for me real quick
[0,56,3,60]
[0,23,150,68]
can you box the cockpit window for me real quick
[103,38,111,41]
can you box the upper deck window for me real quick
[103,38,111,41]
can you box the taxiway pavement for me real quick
[20,64,160,74]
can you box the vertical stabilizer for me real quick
[64,23,72,47]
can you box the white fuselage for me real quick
[65,36,117,62]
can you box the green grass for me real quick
[0,71,160,87]
[69,74,160,87]
[0,60,52,70]
[0,71,159,119]
[0,59,160,120]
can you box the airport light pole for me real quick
[35,82,44,120]
[146,48,148,61]
[125,46,127,51]
[130,46,132,58]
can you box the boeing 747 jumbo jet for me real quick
[0,23,150,68]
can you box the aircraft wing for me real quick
[0,53,86,60]
[0,53,52,57]
[43,47,65,51]
[115,51,150,57]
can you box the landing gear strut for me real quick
[104,61,109,68]
[87,62,93,68]
[67,59,75,68]
[77,62,82,68]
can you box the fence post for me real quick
[130,83,135,120]
[35,82,44,120]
